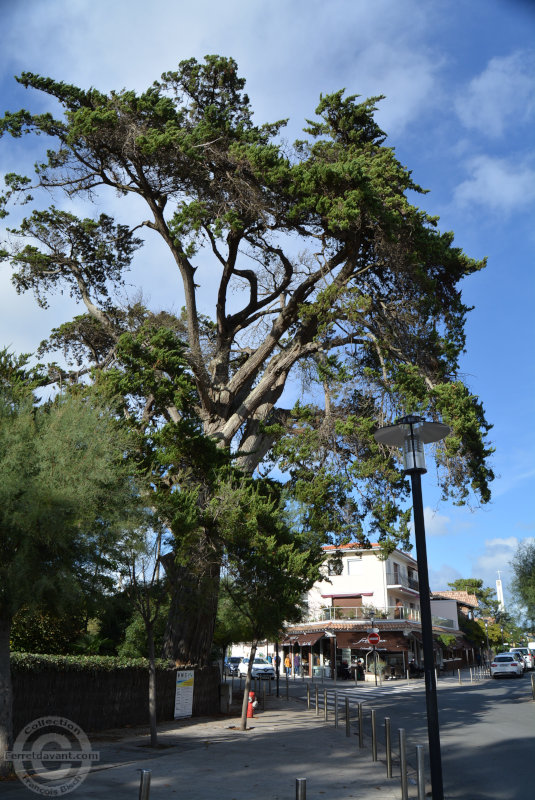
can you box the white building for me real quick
[280,542,469,679]
[308,543,422,623]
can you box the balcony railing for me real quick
[386,571,420,591]
[315,606,421,622]
[309,606,456,628]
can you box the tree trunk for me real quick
[147,621,158,748]
[161,556,221,665]
[240,642,257,731]
[0,615,13,778]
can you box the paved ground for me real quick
[1,688,411,800]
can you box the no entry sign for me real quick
[368,632,380,645]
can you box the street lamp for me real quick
[484,620,490,662]
[369,614,378,686]
[374,414,450,800]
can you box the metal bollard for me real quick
[399,728,408,800]
[307,682,310,710]
[531,673,535,700]
[385,717,392,778]
[371,708,377,761]
[296,778,306,800]
[263,682,266,710]
[458,668,462,685]
[407,669,410,687]
[470,667,473,683]
[324,689,328,722]
[334,691,339,728]
[416,744,425,800]
[315,685,319,716]
[358,702,364,748]
[345,697,350,737]
[138,769,151,800]
[286,675,289,700]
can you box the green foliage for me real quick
[10,607,86,655]
[510,541,535,627]
[457,615,485,647]
[217,476,324,642]
[0,369,140,622]
[436,633,457,649]
[10,652,172,672]
[118,606,169,659]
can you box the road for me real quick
[280,671,534,799]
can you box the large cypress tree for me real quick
[0,56,494,666]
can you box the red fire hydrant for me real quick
[247,690,256,718]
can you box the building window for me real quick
[347,557,362,575]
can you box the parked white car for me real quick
[490,653,523,679]
[238,657,276,679]
[508,648,533,670]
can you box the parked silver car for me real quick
[490,653,523,679]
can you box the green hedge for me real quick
[11,651,177,672]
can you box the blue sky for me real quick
[1,0,534,604]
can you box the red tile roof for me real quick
[431,590,478,608]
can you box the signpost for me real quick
[368,632,380,646]
[174,670,195,719]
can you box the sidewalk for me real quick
[2,693,404,800]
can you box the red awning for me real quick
[297,632,324,647]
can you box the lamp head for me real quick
[373,415,451,475]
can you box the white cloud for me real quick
[423,507,451,537]
[471,536,521,593]
[455,50,535,138]
[0,0,441,137]
[454,154,535,213]
[428,563,462,593]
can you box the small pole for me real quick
[470,667,473,683]
[295,778,306,800]
[345,696,350,737]
[286,674,289,700]
[399,728,408,800]
[416,744,425,800]
[138,769,151,800]
[358,702,364,748]
[385,717,392,779]
[334,690,339,728]
[407,669,410,687]
[324,689,328,722]
[458,669,462,685]
[315,684,319,715]
[531,673,535,701]
[371,709,377,761]
[307,682,311,710]
[263,681,266,710]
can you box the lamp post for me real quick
[484,620,490,663]
[374,414,450,800]
[369,615,378,686]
